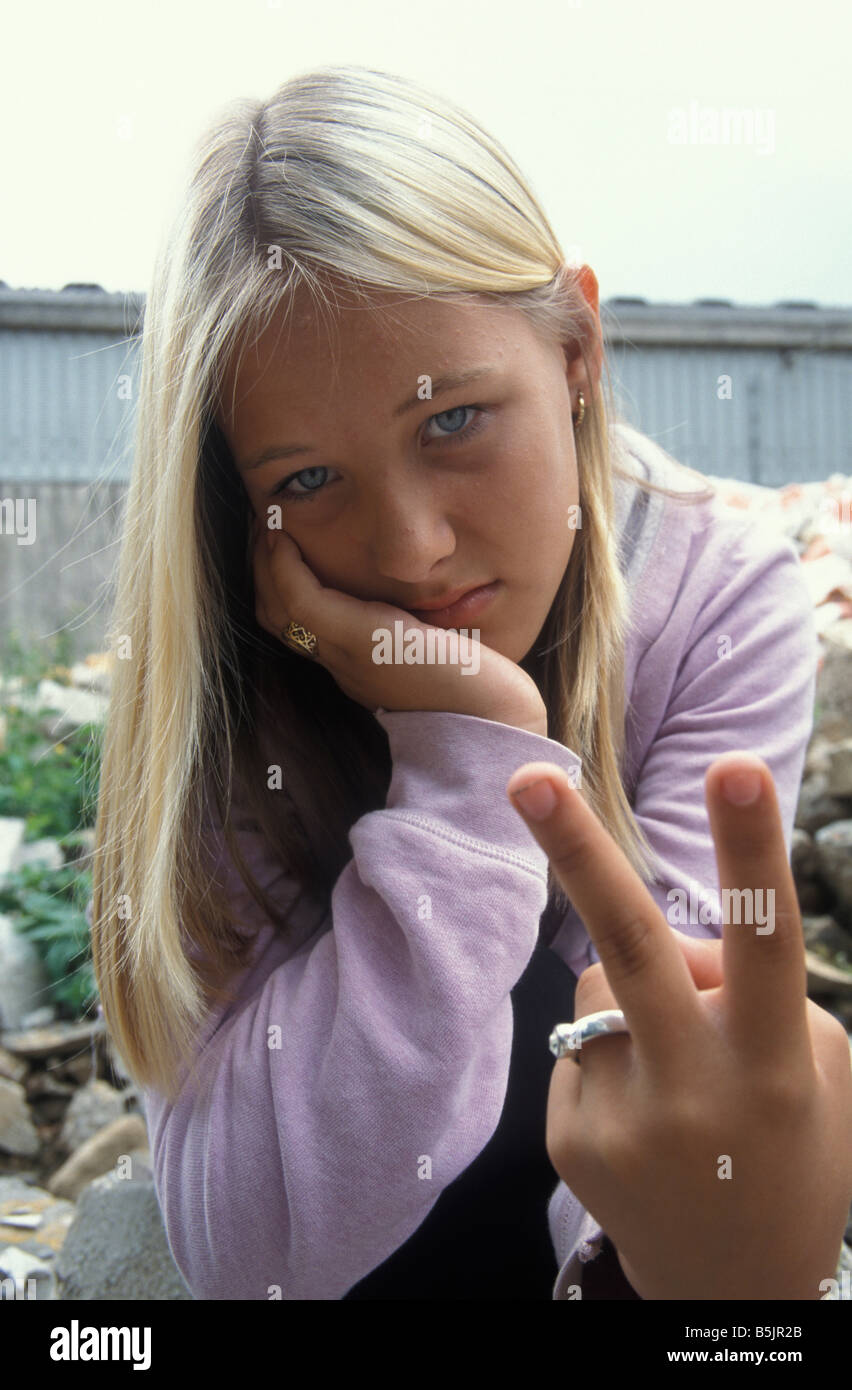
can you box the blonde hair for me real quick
[90,64,713,1101]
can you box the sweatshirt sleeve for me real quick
[552,517,818,984]
[549,520,818,1296]
[617,520,817,940]
[140,709,582,1300]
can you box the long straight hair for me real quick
[89,65,713,1102]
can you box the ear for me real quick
[562,263,603,398]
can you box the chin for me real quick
[494,633,529,665]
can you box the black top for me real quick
[343,928,579,1299]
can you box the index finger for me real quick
[507,762,701,1073]
[254,523,358,645]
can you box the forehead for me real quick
[216,286,524,429]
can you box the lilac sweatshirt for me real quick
[138,423,818,1300]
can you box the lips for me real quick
[408,580,501,627]
[408,582,491,611]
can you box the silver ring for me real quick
[549,1009,629,1062]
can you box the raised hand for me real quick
[507,751,852,1300]
[250,513,547,735]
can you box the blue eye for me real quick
[423,405,479,442]
[272,466,329,503]
[271,404,486,504]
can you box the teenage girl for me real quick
[89,64,852,1300]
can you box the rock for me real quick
[0,1046,27,1085]
[5,679,109,742]
[805,949,852,997]
[53,1167,193,1300]
[813,820,852,931]
[14,839,65,875]
[58,1078,126,1154]
[0,1244,54,1300]
[25,1071,75,1102]
[0,1176,76,1256]
[69,658,112,695]
[0,1019,105,1060]
[814,640,852,741]
[827,740,852,797]
[19,1007,57,1028]
[795,774,852,834]
[124,1146,154,1180]
[29,1097,72,1125]
[791,828,820,881]
[0,1176,78,1297]
[802,915,852,961]
[47,1114,150,1200]
[54,1053,98,1087]
[0,817,26,882]
[0,1077,41,1156]
[822,620,852,654]
[0,914,53,1031]
[804,735,834,778]
[796,879,834,915]
[25,1070,76,1125]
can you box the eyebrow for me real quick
[240,366,500,472]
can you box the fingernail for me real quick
[511,778,557,821]
[721,767,762,806]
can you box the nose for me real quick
[365,486,456,582]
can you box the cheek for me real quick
[496,460,578,548]
[494,429,577,507]
[299,551,340,589]
[514,482,580,590]
[269,528,333,586]
[294,541,366,599]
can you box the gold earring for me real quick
[574,392,585,430]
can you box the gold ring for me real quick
[281,621,318,657]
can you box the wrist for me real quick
[492,697,548,738]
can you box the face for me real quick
[217,278,599,665]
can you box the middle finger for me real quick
[704,753,810,1067]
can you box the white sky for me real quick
[2,0,850,306]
